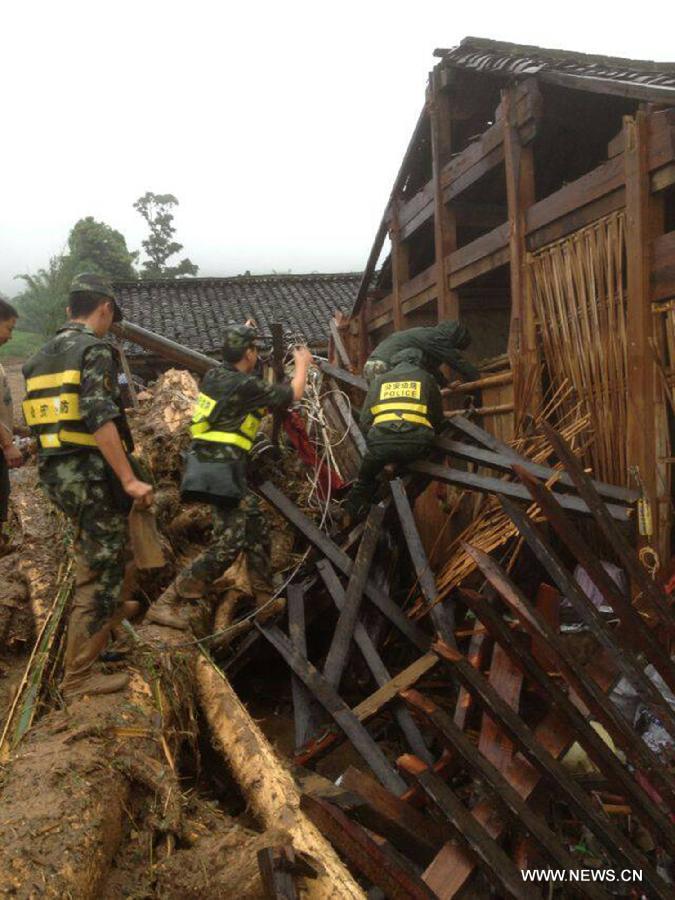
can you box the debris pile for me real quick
[0,360,673,898]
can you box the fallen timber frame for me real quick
[317,559,433,765]
[257,481,430,651]
[257,623,407,795]
[407,460,632,521]
[400,755,540,900]
[464,540,675,806]
[512,465,675,693]
[300,794,437,900]
[456,587,675,849]
[402,690,605,899]
[430,640,669,897]
[500,496,675,740]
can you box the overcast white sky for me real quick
[1,0,673,298]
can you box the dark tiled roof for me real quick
[435,37,675,89]
[114,273,361,356]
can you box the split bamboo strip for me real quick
[529,212,628,485]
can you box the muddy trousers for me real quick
[41,476,133,676]
[177,490,273,599]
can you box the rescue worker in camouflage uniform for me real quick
[146,325,313,631]
[22,274,153,698]
[344,347,444,520]
[363,320,479,385]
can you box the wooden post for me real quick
[390,198,408,332]
[429,73,458,322]
[503,86,538,415]
[624,111,658,551]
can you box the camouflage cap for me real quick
[69,273,122,322]
[222,324,262,362]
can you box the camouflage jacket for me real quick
[191,362,293,463]
[367,321,480,382]
[27,323,125,484]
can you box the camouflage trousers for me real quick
[363,359,390,384]
[179,490,272,594]
[42,475,128,636]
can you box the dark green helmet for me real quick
[222,324,262,362]
[69,273,122,321]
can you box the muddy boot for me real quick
[146,574,206,631]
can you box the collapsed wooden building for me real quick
[337,36,675,562]
[2,37,675,900]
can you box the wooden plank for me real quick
[429,72,459,320]
[527,187,625,253]
[464,538,675,806]
[329,318,353,369]
[625,110,659,553]
[436,436,636,504]
[404,690,606,899]
[257,846,299,899]
[352,654,438,723]
[407,460,632,521]
[526,155,624,235]
[341,767,448,864]
[323,504,384,690]
[300,794,437,900]
[317,559,433,764]
[513,466,675,693]
[478,643,522,771]
[447,222,510,278]
[389,478,455,644]
[390,199,408,331]
[453,629,489,730]
[258,623,407,795]
[444,415,639,503]
[458,587,675,851]
[258,482,430,651]
[540,420,674,629]
[652,229,675,302]
[329,378,367,457]
[287,583,316,750]
[431,640,669,896]
[318,361,367,392]
[402,757,539,900]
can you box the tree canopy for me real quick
[134,192,199,279]
[14,217,138,336]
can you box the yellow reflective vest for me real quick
[369,377,433,430]
[190,391,265,452]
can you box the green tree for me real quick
[14,216,138,337]
[14,255,71,336]
[133,192,199,279]
[67,216,138,280]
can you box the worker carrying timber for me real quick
[22,274,153,698]
[363,319,479,385]
[146,324,314,631]
[344,347,444,521]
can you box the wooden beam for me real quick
[539,68,675,104]
[444,415,639,503]
[512,466,675,692]
[389,200,408,332]
[464,539,675,806]
[288,583,316,750]
[300,794,437,900]
[457,587,675,850]
[526,187,625,252]
[316,560,433,764]
[431,640,668,896]
[429,73,458,320]
[258,624,407,795]
[404,690,606,898]
[625,110,658,550]
[257,482,430,651]
[341,767,448,864]
[652,230,675,302]
[407,460,632,521]
[318,361,367,392]
[402,756,539,900]
[352,654,438,723]
[503,85,538,412]
[389,478,455,645]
